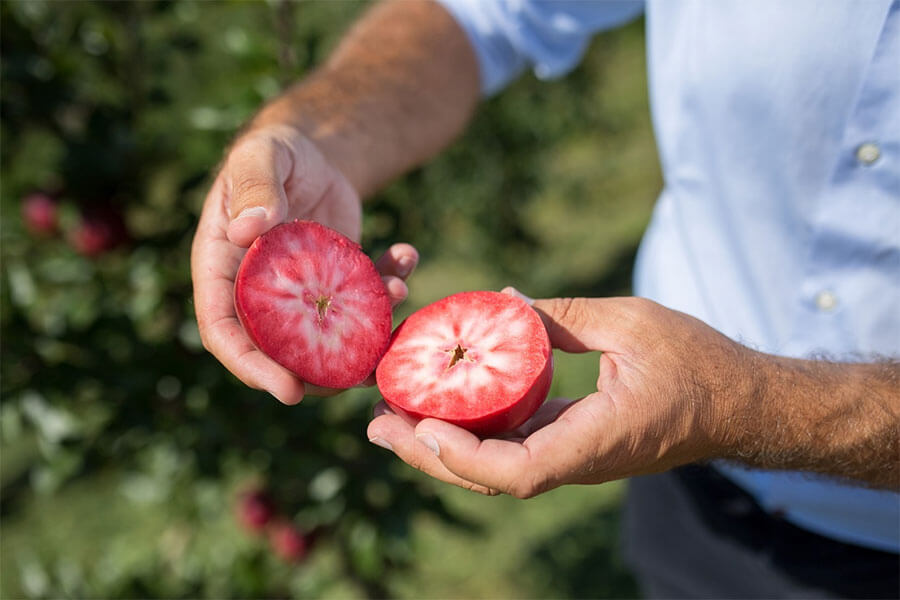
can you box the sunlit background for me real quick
[1,1,661,598]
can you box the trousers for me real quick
[622,465,900,599]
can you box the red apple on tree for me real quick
[376,291,553,436]
[267,521,308,563]
[236,488,276,533]
[69,204,129,256]
[21,192,59,235]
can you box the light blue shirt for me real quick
[438,0,900,553]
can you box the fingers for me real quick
[194,129,371,404]
[192,176,306,405]
[225,135,292,247]
[501,396,578,439]
[531,296,645,353]
[411,394,613,498]
[500,286,534,306]
[382,276,409,308]
[375,243,419,279]
[410,419,552,498]
[503,286,618,352]
[376,243,418,307]
[367,403,500,495]
[419,420,547,496]
[194,272,307,404]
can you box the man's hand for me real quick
[191,124,418,405]
[367,292,745,496]
[190,0,481,405]
[368,290,900,495]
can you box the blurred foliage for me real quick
[1,0,659,598]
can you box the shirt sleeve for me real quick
[436,0,645,96]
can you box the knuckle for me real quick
[507,468,548,499]
[200,333,213,354]
[464,482,498,496]
[617,297,669,346]
[230,134,278,160]
[612,297,650,332]
[549,297,591,334]
[621,296,659,320]
[195,320,213,353]
[525,472,552,499]
[509,481,536,500]
[233,176,278,201]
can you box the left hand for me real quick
[191,125,418,405]
[367,290,756,497]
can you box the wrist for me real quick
[700,343,771,462]
[245,81,375,198]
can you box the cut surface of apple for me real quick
[376,291,553,435]
[234,220,391,389]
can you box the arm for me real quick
[368,291,899,496]
[192,0,479,404]
[722,353,899,489]
[245,0,480,199]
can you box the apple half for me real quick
[376,291,553,435]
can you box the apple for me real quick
[376,291,553,436]
[234,220,392,389]
[236,489,276,532]
[69,205,129,256]
[21,192,59,235]
[268,521,308,563]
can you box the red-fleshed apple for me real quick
[268,521,308,563]
[22,192,59,235]
[234,220,392,389]
[376,291,553,436]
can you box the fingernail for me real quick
[397,256,414,278]
[416,433,440,457]
[235,206,267,221]
[373,404,395,417]
[502,286,534,305]
[369,436,393,452]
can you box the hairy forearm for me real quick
[249,0,480,198]
[717,354,900,489]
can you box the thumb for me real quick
[225,136,291,247]
[530,296,624,353]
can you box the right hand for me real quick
[191,124,418,404]
[367,292,748,497]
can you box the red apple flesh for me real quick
[376,291,553,436]
[234,220,392,389]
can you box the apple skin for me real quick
[268,521,308,563]
[21,192,59,235]
[69,205,129,256]
[236,489,276,533]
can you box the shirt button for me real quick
[815,290,838,312]
[856,142,881,165]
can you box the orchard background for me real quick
[1,1,661,598]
